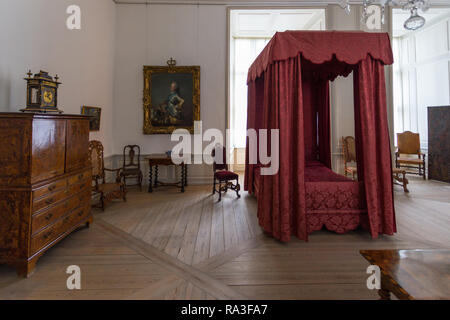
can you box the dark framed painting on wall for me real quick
[81,106,101,131]
[143,65,200,134]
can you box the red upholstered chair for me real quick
[212,147,240,201]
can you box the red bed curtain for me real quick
[353,56,396,236]
[245,31,396,241]
[255,55,308,242]
[301,79,331,166]
[245,77,264,195]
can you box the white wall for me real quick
[0,0,116,156]
[393,15,450,150]
[113,4,226,155]
[113,4,227,183]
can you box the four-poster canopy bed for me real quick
[244,31,396,242]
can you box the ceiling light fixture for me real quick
[340,0,430,31]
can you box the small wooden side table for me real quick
[360,249,450,300]
[144,154,188,193]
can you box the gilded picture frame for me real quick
[81,106,101,131]
[143,65,200,134]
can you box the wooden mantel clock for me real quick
[21,70,62,113]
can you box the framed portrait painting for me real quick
[81,106,101,131]
[143,65,200,134]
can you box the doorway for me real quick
[227,8,326,171]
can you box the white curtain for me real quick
[392,37,404,141]
[231,38,269,148]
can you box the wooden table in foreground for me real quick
[144,154,188,193]
[360,249,450,300]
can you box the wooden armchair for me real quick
[395,131,426,179]
[342,136,357,180]
[88,140,126,211]
[121,145,143,190]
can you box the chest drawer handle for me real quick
[78,174,84,180]
[43,231,53,240]
[45,198,54,205]
[45,213,53,221]
[48,185,56,192]
[78,210,84,217]
[63,216,70,224]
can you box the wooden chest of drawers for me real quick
[0,113,92,277]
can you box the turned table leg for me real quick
[148,165,153,193]
[154,165,159,188]
[181,164,185,193]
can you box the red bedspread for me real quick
[304,161,352,182]
[252,161,367,234]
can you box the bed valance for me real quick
[247,31,394,83]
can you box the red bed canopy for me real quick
[245,31,396,242]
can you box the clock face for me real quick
[42,88,55,106]
[43,90,53,103]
